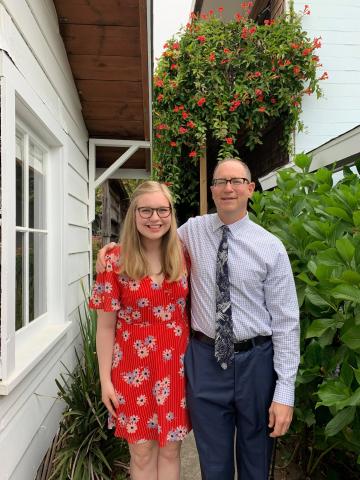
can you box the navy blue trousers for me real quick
[185,336,276,480]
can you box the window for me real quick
[16,129,48,330]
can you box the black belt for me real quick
[193,331,271,353]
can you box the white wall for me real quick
[0,0,91,478]
[293,0,360,153]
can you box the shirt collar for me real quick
[212,212,250,234]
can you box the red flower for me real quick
[241,27,248,39]
[197,35,206,43]
[225,137,233,144]
[155,79,164,87]
[201,13,208,20]
[235,13,243,22]
[179,127,188,134]
[179,105,185,110]
[173,106,179,112]
[258,106,266,112]
[313,37,322,49]
[209,9,214,15]
[223,48,231,54]
[319,71,329,81]
[170,64,178,70]
[303,4,311,15]
[172,42,180,50]
[293,65,300,75]
[293,101,300,107]
[170,141,177,147]
[164,182,173,187]
[255,88,263,97]
[197,97,206,107]
[182,111,189,119]
[218,7,224,13]
[187,121,196,128]
[221,59,229,64]
[264,19,275,26]
[312,55,320,62]
[156,133,162,138]
[189,151,197,157]
[249,26,257,35]
[156,123,169,130]
[163,42,169,49]
[290,43,299,49]
[209,52,216,62]
[254,71,262,77]
[302,48,312,56]
[270,97,277,104]
[157,94,164,102]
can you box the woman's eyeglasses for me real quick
[137,207,172,219]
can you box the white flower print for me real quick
[152,377,171,405]
[180,397,187,409]
[180,276,188,289]
[126,422,138,433]
[112,343,123,368]
[134,339,142,349]
[166,321,176,329]
[118,413,127,426]
[136,395,147,406]
[144,336,156,348]
[150,281,161,290]
[129,415,140,423]
[138,346,149,358]
[166,303,176,312]
[166,411,174,421]
[153,306,163,317]
[179,366,184,377]
[147,413,158,429]
[129,280,140,291]
[111,298,120,310]
[163,349,172,361]
[108,414,115,429]
[94,282,104,294]
[161,311,172,321]
[180,353,185,365]
[174,325,183,336]
[104,282,113,293]
[126,306,133,313]
[175,426,188,440]
[132,310,141,320]
[115,391,126,405]
[92,296,101,306]
[118,274,129,285]
[122,368,149,387]
[137,298,149,308]
[122,330,130,341]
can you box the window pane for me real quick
[29,232,47,321]
[16,133,25,227]
[16,232,25,330]
[29,142,46,229]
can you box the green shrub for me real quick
[51,304,129,480]
[251,154,360,476]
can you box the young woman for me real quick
[89,181,190,480]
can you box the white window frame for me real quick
[0,53,69,394]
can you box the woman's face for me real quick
[135,191,172,242]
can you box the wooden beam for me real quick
[199,148,208,215]
[139,0,151,141]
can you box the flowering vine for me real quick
[153,3,327,208]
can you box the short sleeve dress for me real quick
[89,246,191,446]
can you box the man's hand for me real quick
[96,242,117,273]
[268,401,293,437]
[101,380,119,417]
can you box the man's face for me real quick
[210,161,255,222]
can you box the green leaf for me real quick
[325,207,353,222]
[353,210,360,227]
[341,325,360,350]
[306,318,338,338]
[325,406,356,437]
[336,238,355,263]
[305,287,333,309]
[297,272,317,287]
[341,270,360,285]
[294,152,312,172]
[317,380,351,407]
[332,285,360,304]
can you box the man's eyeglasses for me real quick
[212,177,250,187]
[137,207,172,219]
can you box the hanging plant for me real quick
[153,2,327,208]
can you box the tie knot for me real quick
[221,225,229,237]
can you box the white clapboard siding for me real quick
[66,140,89,181]
[67,165,88,204]
[293,0,360,155]
[68,252,90,285]
[67,225,90,254]
[67,276,90,316]
[0,3,88,156]
[67,195,88,228]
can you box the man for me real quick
[97,158,300,480]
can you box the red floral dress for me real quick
[89,246,191,446]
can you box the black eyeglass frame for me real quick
[212,177,250,187]
[136,207,172,219]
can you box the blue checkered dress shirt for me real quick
[178,213,300,406]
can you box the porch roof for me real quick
[53,0,152,174]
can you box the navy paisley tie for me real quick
[215,225,233,369]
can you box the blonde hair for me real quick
[119,181,184,281]
[213,158,252,182]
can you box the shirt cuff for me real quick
[272,381,295,406]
